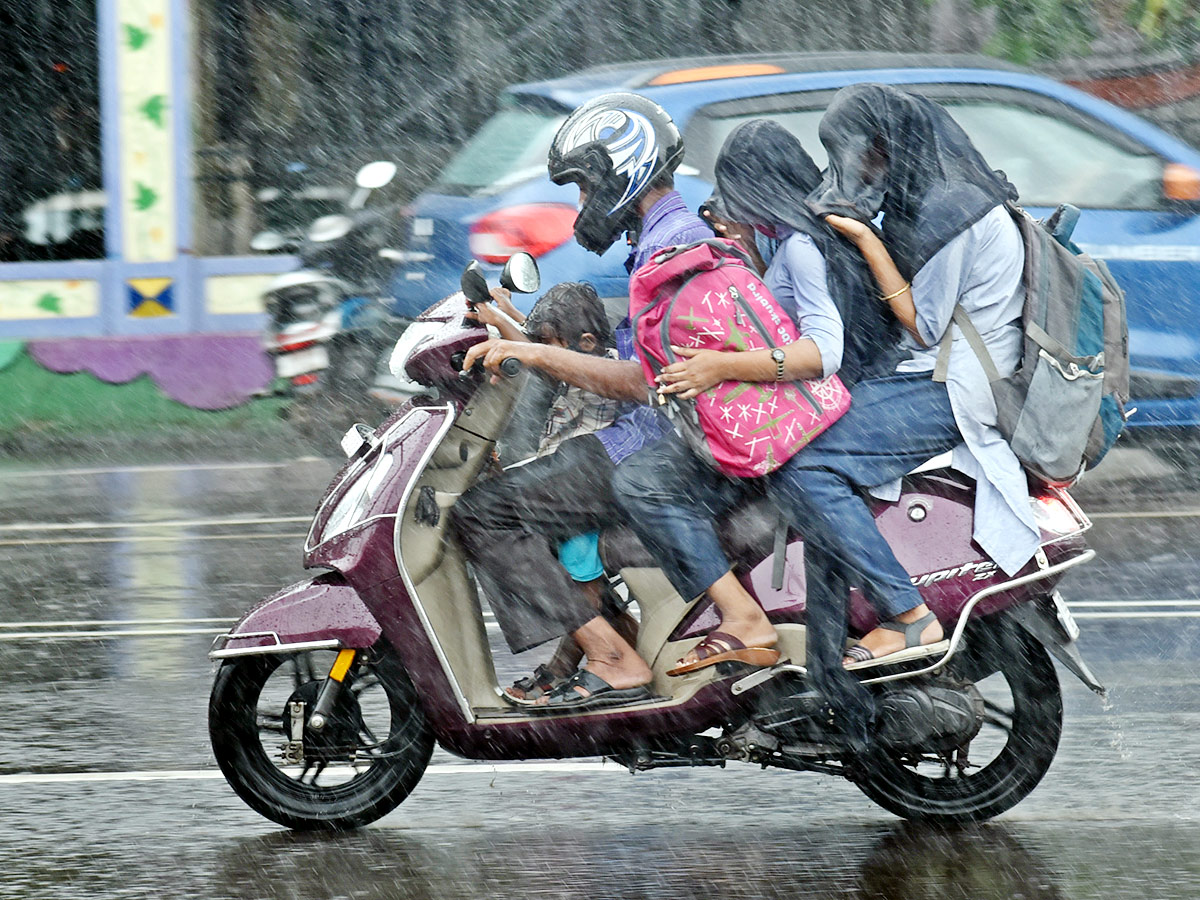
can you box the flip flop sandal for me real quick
[531,669,653,712]
[502,664,568,705]
[843,611,951,671]
[667,631,781,677]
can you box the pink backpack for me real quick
[629,238,850,478]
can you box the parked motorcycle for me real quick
[209,253,1104,830]
[253,161,422,441]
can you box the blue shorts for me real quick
[557,531,604,582]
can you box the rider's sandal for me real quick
[502,664,568,706]
[666,631,781,677]
[842,611,951,671]
[531,669,654,712]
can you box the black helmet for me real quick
[548,92,684,255]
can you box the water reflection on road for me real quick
[2,451,1199,898]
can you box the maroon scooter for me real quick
[208,253,1104,830]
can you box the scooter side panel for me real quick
[675,473,1089,640]
[215,571,381,653]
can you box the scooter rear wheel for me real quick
[854,619,1062,823]
[209,645,433,830]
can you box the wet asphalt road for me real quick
[0,448,1198,899]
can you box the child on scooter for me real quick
[465,281,634,699]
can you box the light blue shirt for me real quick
[764,229,844,378]
[882,205,1040,575]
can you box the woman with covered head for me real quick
[613,118,900,676]
[763,82,1042,743]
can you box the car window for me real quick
[684,109,827,182]
[941,100,1162,209]
[687,88,1164,211]
[433,99,566,197]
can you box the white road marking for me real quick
[0,617,231,628]
[0,532,302,547]
[0,516,310,533]
[0,629,226,641]
[1089,508,1200,519]
[0,761,612,787]
[0,459,325,479]
[1069,599,1200,607]
[1074,611,1200,619]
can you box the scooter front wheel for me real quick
[854,619,1062,823]
[209,645,433,830]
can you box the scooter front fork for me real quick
[279,649,358,764]
[307,648,357,732]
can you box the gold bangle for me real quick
[879,282,911,302]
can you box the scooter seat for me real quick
[599,495,782,575]
[598,453,964,577]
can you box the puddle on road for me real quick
[4,808,1199,900]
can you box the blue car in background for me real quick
[389,52,1200,438]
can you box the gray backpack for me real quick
[935,203,1129,486]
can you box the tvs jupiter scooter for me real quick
[208,253,1104,830]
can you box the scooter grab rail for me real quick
[858,548,1096,686]
[730,548,1096,695]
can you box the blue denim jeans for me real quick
[613,372,959,744]
[612,428,753,601]
[768,372,959,621]
[768,372,959,736]
[614,373,958,604]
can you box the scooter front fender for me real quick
[209,571,382,659]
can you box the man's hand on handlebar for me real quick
[461,337,537,382]
[465,287,527,342]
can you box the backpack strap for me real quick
[932,305,1002,384]
[771,509,788,591]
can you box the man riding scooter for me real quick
[453,92,716,711]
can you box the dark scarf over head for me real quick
[713,118,901,385]
[809,83,1017,282]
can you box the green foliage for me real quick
[973,0,1098,62]
[975,0,1200,58]
[1125,0,1200,47]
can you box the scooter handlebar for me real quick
[498,357,522,378]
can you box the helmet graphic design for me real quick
[557,108,658,215]
[548,92,683,255]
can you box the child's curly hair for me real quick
[522,281,615,352]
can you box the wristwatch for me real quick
[771,347,787,382]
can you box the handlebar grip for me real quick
[498,357,522,378]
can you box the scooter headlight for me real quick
[319,451,395,542]
[388,321,446,379]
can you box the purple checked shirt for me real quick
[594,191,712,464]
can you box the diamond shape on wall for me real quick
[127,277,174,317]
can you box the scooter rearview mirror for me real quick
[460,261,491,307]
[249,230,287,252]
[355,161,397,190]
[499,252,541,294]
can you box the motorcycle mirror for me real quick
[355,161,397,190]
[460,261,492,306]
[308,214,353,243]
[249,230,287,252]
[499,252,541,294]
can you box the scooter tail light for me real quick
[1032,492,1085,536]
[468,203,576,264]
[278,339,317,352]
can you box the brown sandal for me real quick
[667,630,780,677]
